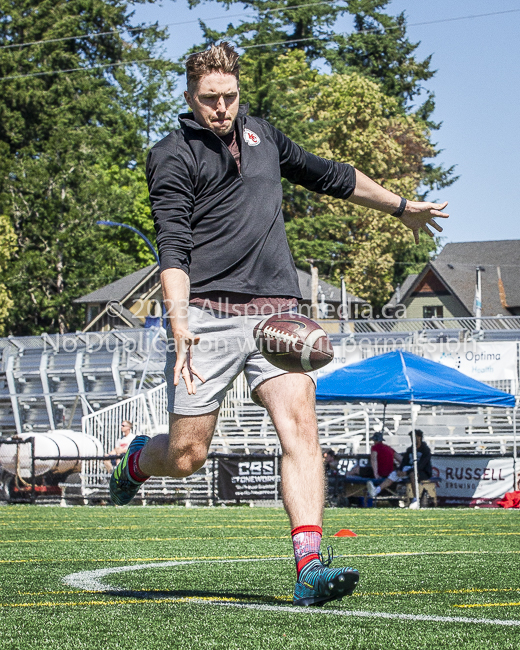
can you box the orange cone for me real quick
[333,529,357,537]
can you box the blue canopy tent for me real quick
[316,351,517,504]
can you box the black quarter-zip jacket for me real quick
[146,104,356,298]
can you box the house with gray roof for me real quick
[75,266,366,331]
[391,240,520,319]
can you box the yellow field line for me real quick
[0,505,504,520]
[0,599,177,608]
[18,586,519,598]
[6,598,520,610]
[0,512,510,523]
[3,549,520,564]
[16,589,282,596]
[0,554,293,564]
[0,536,288,543]
[2,531,520,544]
[354,587,520,597]
[3,525,290,532]
[1,596,292,608]
[357,532,520,538]
[454,602,520,608]
[0,520,511,530]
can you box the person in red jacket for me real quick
[347,431,401,480]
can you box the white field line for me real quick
[337,550,520,559]
[213,601,520,626]
[64,558,285,591]
[62,555,520,626]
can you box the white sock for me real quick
[374,486,381,496]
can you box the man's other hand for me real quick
[399,201,449,244]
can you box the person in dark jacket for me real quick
[110,42,448,606]
[368,430,432,508]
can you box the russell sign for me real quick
[432,456,517,506]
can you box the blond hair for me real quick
[185,42,240,94]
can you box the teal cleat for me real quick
[109,435,150,506]
[293,548,359,607]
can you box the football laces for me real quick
[262,326,300,346]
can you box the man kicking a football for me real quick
[110,42,449,606]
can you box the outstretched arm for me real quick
[350,170,449,244]
[269,124,449,244]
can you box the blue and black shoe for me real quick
[293,547,359,607]
[109,435,150,506]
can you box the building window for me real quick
[423,305,443,319]
[87,304,100,322]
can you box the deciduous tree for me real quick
[0,213,15,335]
[242,51,440,305]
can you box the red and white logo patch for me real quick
[243,128,261,147]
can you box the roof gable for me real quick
[74,264,159,304]
[398,263,471,316]
[398,240,520,316]
[436,240,520,310]
[411,269,451,296]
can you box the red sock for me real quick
[291,525,322,577]
[127,448,150,482]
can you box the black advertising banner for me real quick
[218,456,281,500]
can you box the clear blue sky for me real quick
[134,0,520,245]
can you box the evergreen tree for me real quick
[0,0,178,335]
[189,0,441,117]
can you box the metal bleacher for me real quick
[74,374,518,503]
[0,329,166,436]
[76,377,372,503]
[2,321,519,504]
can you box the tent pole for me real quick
[411,401,420,508]
[514,403,518,492]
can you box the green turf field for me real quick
[0,506,519,650]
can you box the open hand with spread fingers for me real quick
[173,328,206,395]
[398,201,449,244]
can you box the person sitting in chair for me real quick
[367,429,432,509]
[346,431,401,480]
[104,421,136,473]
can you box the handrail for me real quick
[317,410,370,453]
[324,315,520,333]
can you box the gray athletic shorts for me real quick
[165,306,316,415]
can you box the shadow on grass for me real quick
[104,588,290,605]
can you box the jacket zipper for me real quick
[183,118,243,179]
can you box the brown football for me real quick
[253,313,334,372]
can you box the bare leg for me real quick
[378,477,394,492]
[138,409,219,478]
[255,373,323,529]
